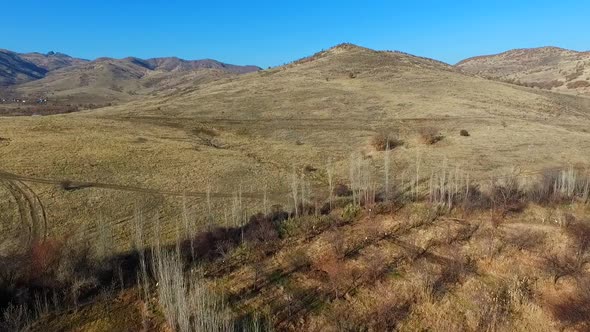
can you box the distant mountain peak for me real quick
[329,43,365,51]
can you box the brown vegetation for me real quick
[522,80,564,89]
[546,279,590,330]
[418,127,443,144]
[1,166,587,330]
[566,80,590,89]
[371,133,403,151]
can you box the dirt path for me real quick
[1,179,47,245]
[0,170,283,199]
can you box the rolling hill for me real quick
[0,49,48,85]
[457,46,590,95]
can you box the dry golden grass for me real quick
[6,42,590,331]
[1,43,590,256]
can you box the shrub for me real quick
[267,205,289,223]
[523,80,564,89]
[564,221,590,254]
[28,239,64,279]
[341,203,361,222]
[371,133,403,151]
[0,303,32,331]
[543,252,585,284]
[565,68,584,81]
[465,280,512,331]
[183,226,242,260]
[312,249,359,299]
[243,213,280,245]
[303,165,317,173]
[460,129,470,137]
[503,229,546,251]
[527,169,561,204]
[284,247,311,270]
[566,80,590,89]
[489,175,526,217]
[333,183,352,197]
[546,279,590,330]
[419,127,443,145]
[367,289,412,330]
[460,184,492,214]
[360,249,388,284]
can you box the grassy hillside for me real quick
[0,50,47,85]
[2,43,590,248]
[457,47,590,95]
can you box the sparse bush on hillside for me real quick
[543,251,585,284]
[268,204,289,223]
[503,229,546,251]
[523,80,564,89]
[303,165,317,173]
[333,183,352,197]
[284,247,312,270]
[546,278,590,330]
[564,220,590,254]
[341,203,361,222]
[311,247,361,299]
[489,173,526,217]
[458,184,492,214]
[464,280,512,331]
[418,127,443,145]
[364,286,412,331]
[243,213,280,245]
[371,133,403,151]
[460,129,470,137]
[565,67,584,81]
[566,80,590,89]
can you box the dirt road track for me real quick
[1,179,48,244]
[0,166,577,200]
[0,170,281,199]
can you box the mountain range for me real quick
[0,49,261,105]
[2,45,590,106]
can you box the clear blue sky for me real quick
[4,1,589,67]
